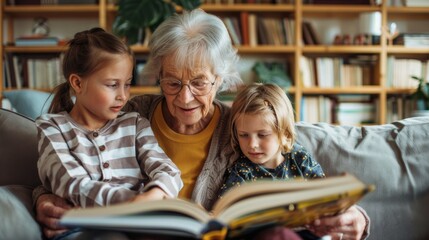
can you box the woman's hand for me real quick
[307,205,367,240]
[131,187,168,203]
[36,194,72,238]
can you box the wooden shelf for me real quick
[237,46,295,54]
[130,45,150,54]
[302,86,382,95]
[130,86,160,95]
[387,46,429,54]
[4,46,67,53]
[302,4,381,13]
[385,88,415,94]
[302,46,382,54]
[3,5,100,17]
[202,4,294,12]
[387,6,429,14]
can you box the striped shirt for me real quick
[36,111,182,207]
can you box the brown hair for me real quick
[48,27,133,113]
[229,83,296,154]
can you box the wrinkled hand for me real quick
[36,194,72,238]
[131,187,168,203]
[307,205,366,240]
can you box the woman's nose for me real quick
[176,83,194,101]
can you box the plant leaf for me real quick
[113,0,201,45]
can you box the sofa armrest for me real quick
[0,108,40,187]
[0,186,41,239]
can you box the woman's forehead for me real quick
[162,55,213,74]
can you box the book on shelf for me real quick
[301,96,334,123]
[5,53,64,89]
[222,16,242,46]
[60,173,374,239]
[334,95,377,125]
[15,35,60,47]
[302,21,320,45]
[403,0,429,7]
[393,33,429,48]
[248,13,258,47]
[240,12,250,46]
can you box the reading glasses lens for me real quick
[160,79,215,96]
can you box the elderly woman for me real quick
[35,9,369,240]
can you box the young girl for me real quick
[219,83,325,197]
[36,28,183,211]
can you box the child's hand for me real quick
[131,187,167,203]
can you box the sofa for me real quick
[1,107,429,240]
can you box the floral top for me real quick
[218,143,325,197]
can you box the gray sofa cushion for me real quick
[296,117,429,240]
[0,186,41,239]
[3,90,53,120]
[0,108,40,187]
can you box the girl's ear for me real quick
[69,74,83,93]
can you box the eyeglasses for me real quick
[158,77,216,96]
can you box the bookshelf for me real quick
[1,0,428,124]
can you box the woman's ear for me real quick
[69,74,83,93]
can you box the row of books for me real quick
[222,14,295,46]
[386,57,429,88]
[386,95,417,123]
[224,15,385,47]
[301,93,422,125]
[300,95,378,125]
[2,53,158,90]
[300,55,376,88]
[3,53,66,90]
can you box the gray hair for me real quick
[142,9,242,93]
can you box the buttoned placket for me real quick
[90,131,112,182]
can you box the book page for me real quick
[213,174,359,215]
[217,181,372,232]
[61,198,212,224]
[63,213,206,238]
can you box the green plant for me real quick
[112,0,201,45]
[252,62,292,88]
[411,75,429,110]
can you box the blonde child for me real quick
[36,28,182,213]
[219,83,325,197]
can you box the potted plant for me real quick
[410,75,429,116]
[252,61,292,88]
[112,0,201,45]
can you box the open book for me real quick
[60,173,374,239]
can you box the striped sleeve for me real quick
[134,115,183,197]
[36,114,138,207]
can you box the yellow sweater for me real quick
[151,103,220,199]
